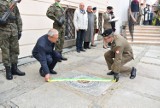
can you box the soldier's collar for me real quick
[55,2,62,8]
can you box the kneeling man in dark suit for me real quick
[32,29,62,82]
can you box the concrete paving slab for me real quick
[136,63,160,79]
[123,76,160,98]
[149,46,160,50]
[93,56,107,65]
[145,49,160,59]
[75,62,108,76]
[0,105,4,108]
[140,57,160,65]
[0,75,17,93]
[103,89,160,108]
[11,83,91,108]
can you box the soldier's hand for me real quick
[18,32,22,40]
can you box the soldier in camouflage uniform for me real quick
[102,29,137,82]
[0,0,25,80]
[46,0,67,62]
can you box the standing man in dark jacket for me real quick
[0,0,25,80]
[32,29,62,82]
[46,0,67,62]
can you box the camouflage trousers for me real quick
[104,50,133,73]
[0,33,19,67]
[55,27,64,52]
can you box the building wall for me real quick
[0,0,130,60]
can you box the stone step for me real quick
[126,25,160,45]
[126,30,160,34]
[126,33,160,37]
[126,37,160,41]
[127,25,160,29]
[128,40,160,45]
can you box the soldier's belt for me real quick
[7,20,16,23]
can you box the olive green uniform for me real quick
[0,0,22,67]
[46,2,65,52]
[103,12,112,30]
[104,35,134,73]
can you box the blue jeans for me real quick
[76,30,86,51]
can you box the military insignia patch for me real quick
[116,50,120,54]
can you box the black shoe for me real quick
[11,64,25,76]
[130,67,136,79]
[5,66,13,80]
[107,71,115,75]
[91,44,96,47]
[61,56,67,61]
[80,49,85,52]
[84,47,87,49]
[77,50,80,53]
[114,73,119,82]
[50,70,57,74]
[39,67,45,77]
[87,47,91,49]
[57,59,62,62]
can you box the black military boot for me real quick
[84,42,87,49]
[11,64,25,76]
[39,67,45,77]
[107,71,115,75]
[87,42,91,49]
[5,66,13,80]
[130,67,136,79]
[114,72,119,82]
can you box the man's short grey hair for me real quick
[47,29,58,37]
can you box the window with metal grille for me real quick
[64,8,75,40]
[98,13,103,34]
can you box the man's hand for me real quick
[45,74,50,82]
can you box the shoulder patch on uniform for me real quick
[115,46,121,54]
[116,50,120,54]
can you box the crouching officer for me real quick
[102,29,136,82]
[0,0,25,80]
[32,29,62,82]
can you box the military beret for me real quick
[107,6,113,10]
[101,29,113,37]
[93,7,97,10]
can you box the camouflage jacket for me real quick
[46,2,65,28]
[0,0,22,33]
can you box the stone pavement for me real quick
[0,43,160,108]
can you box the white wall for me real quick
[16,0,130,58]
